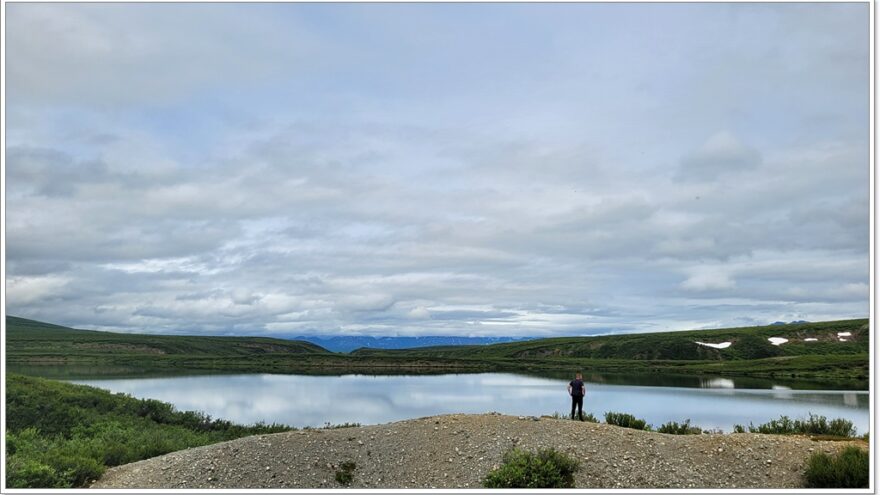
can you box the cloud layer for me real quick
[5,3,870,337]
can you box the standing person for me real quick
[568,372,586,421]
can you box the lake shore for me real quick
[91,413,866,489]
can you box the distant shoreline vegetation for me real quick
[5,316,869,389]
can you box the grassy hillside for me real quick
[5,316,498,376]
[350,319,869,361]
[7,316,330,358]
[5,373,292,488]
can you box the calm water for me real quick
[68,373,871,434]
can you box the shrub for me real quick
[747,414,855,438]
[323,422,361,429]
[5,374,294,488]
[804,447,869,488]
[335,461,356,485]
[657,419,702,435]
[483,448,580,488]
[6,457,67,489]
[604,412,648,430]
[732,424,746,433]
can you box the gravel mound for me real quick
[92,413,863,489]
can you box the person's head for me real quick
[575,372,582,379]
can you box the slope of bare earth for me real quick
[92,413,866,489]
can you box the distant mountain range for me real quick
[288,335,534,353]
[770,320,810,326]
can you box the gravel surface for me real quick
[92,413,865,489]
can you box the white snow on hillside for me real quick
[694,341,731,349]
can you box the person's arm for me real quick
[567,383,572,396]
[581,383,586,396]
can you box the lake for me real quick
[67,372,871,434]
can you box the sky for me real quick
[4,3,871,338]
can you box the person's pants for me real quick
[570,395,583,420]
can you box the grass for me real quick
[547,411,598,422]
[747,414,855,438]
[5,373,294,488]
[483,448,579,488]
[804,447,869,488]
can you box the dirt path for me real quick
[92,413,864,489]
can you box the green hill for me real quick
[6,315,330,358]
[350,319,869,361]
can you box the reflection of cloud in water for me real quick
[71,373,870,434]
[771,385,793,399]
[702,378,735,389]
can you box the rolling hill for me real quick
[349,319,869,361]
[6,316,330,358]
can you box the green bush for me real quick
[483,448,580,488]
[747,414,855,438]
[732,424,746,433]
[657,419,702,435]
[6,457,67,489]
[804,447,869,488]
[604,412,649,430]
[335,461,356,485]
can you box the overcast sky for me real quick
[5,3,870,337]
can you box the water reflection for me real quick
[68,373,870,434]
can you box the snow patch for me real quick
[695,341,732,349]
[804,338,818,342]
[837,332,852,337]
[767,337,788,346]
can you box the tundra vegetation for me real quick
[334,461,357,486]
[657,419,703,435]
[483,448,580,488]
[804,447,869,488]
[744,414,856,438]
[604,412,650,431]
[5,374,293,488]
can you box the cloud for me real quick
[4,3,869,337]
[676,131,762,182]
[680,268,736,292]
